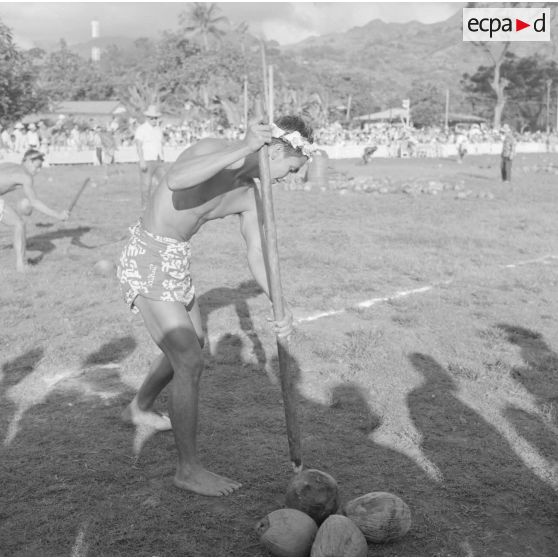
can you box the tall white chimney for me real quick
[91,20,100,62]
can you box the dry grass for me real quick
[1,154,557,556]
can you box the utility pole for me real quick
[444,89,450,132]
[546,79,552,134]
[346,94,352,122]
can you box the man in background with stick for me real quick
[0,149,69,272]
[117,115,314,496]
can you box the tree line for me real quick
[1,3,557,131]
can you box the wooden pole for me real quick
[346,94,352,122]
[243,75,249,131]
[546,79,552,135]
[260,40,269,115]
[258,45,302,472]
[68,177,91,213]
[268,65,274,123]
[444,89,450,132]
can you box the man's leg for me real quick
[146,161,163,200]
[123,296,205,429]
[2,204,27,272]
[133,296,240,496]
[138,164,147,207]
[501,158,507,181]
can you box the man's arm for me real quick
[164,123,271,191]
[239,205,293,338]
[239,205,270,297]
[21,175,68,220]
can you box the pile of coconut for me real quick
[255,469,412,556]
[521,163,558,175]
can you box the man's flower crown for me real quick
[271,123,317,158]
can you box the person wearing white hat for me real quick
[26,123,40,149]
[0,149,69,272]
[13,123,27,153]
[135,104,164,206]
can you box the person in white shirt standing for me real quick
[135,105,164,207]
[13,122,27,153]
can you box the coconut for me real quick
[343,492,411,543]
[285,469,339,524]
[310,514,367,557]
[17,198,32,216]
[93,259,115,277]
[255,508,317,557]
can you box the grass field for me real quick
[1,152,557,556]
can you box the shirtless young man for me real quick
[117,116,314,496]
[0,149,69,272]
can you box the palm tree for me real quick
[179,3,229,52]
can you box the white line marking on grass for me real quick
[71,519,89,557]
[501,254,558,269]
[294,253,558,326]
[295,282,452,325]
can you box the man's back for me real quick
[143,139,254,242]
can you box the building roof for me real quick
[51,101,127,115]
[353,108,408,122]
[448,113,487,124]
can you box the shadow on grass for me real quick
[407,352,557,556]
[496,324,558,468]
[4,301,558,555]
[83,336,137,367]
[198,280,267,370]
[20,226,94,265]
[1,347,44,387]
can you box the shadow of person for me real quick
[1,347,44,388]
[407,352,557,556]
[496,324,558,408]
[21,226,94,265]
[0,347,45,441]
[0,350,138,556]
[83,336,137,367]
[496,323,558,464]
[198,279,267,370]
[200,334,446,556]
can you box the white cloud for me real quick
[0,2,463,48]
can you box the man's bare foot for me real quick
[121,398,172,431]
[174,466,242,496]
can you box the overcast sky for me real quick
[0,2,463,49]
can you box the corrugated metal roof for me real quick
[52,101,126,115]
[353,108,407,121]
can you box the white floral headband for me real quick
[271,123,317,158]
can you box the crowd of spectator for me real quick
[0,114,556,160]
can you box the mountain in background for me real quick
[282,11,557,110]
[38,10,558,115]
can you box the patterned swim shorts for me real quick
[117,220,195,313]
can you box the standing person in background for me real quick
[93,126,104,166]
[135,105,164,207]
[0,125,11,151]
[456,129,468,164]
[26,123,40,149]
[13,123,26,152]
[501,125,517,183]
